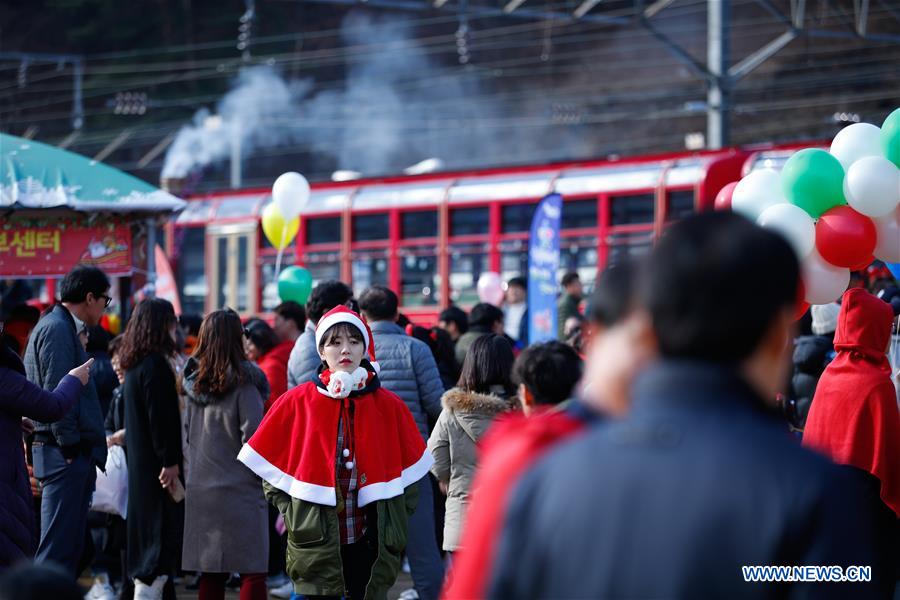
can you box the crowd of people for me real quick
[1,211,899,600]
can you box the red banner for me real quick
[0,224,132,277]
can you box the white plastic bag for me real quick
[92,445,128,518]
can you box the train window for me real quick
[176,227,207,316]
[304,251,341,286]
[501,203,538,233]
[557,236,599,292]
[450,207,489,236]
[401,211,438,239]
[607,231,654,266]
[561,199,598,230]
[261,261,281,312]
[306,216,342,245]
[450,244,488,305]
[610,193,655,225]
[353,213,390,242]
[667,190,695,221]
[500,239,528,282]
[400,248,439,307]
[351,249,389,297]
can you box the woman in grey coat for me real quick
[181,309,270,600]
[427,334,516,554]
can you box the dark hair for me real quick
[512,341,583,405]
[274,301,306,330]
[588,260,637,327]
[179,314,203,337]
[318,322,365,351]
[245,318,279,355]
[108,335,122,358]
[507,276,527,290]
[438,306,468,334]
[59,265,110,304]
[468,303,504,331]
[409,325,456,368]
[193,309,246,396]
[561,271,580,288]
[359,286,399,321]
[118,299,177,370]
[85,325,112,353]
[642,212,799,363]
[0,563,83,600]
[396,312,411,329]
[307,280,353,324]
[457,334,515,395]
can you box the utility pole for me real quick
[706,0,729,150]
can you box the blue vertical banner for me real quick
[528,193,563,344]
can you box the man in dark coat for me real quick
[488,213,879,599]
[24,266,110,576]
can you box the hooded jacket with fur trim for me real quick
[427,387,514,551]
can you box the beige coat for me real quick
[427,388,512,551]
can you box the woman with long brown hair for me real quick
[117,298,182,600]
[181,309,269,600]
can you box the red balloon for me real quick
[714,182,739,211]
[815,206,877,269]
[849,255,874,272]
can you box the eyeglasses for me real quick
[97,294,112,308]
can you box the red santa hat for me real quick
[315,305,380,373]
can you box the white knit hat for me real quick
[811,302,840,336]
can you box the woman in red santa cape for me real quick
[238,305,432,600]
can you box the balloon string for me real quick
[274,224,288,277]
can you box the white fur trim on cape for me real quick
[237,443,337,506]
[316,312,369,353]
[357,448,434,507]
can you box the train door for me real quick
[206,222,258,315]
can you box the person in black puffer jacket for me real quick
[789,302,839,430]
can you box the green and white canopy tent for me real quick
[0,133,184,212]
[0,133,185,298]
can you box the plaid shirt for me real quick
[336,407,365,545]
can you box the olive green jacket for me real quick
[263,480,419,599]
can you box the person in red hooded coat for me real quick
[238,306,432,600]
[803,287,900,595]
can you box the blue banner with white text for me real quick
[528,193,562,344]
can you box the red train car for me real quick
[167,147,754,321]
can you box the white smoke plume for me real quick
[162,12,593,180]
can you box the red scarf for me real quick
[803,288,900,517]
[238,369,431,507]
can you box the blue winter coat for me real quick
[368,321,444,440]
[0,345,81,568]
[489,360,879,599]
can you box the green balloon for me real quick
[277,266,313,305]
[881,108,900,168]
[781,148,846,218]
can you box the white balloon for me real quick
[757,203,816,259]
[830,122,882,171]
[731,169,784,221]
[476,272,505,306]
[873,209,900,263]
[272,172,310,221]
[844,156,900,218]
[802,249,851,305]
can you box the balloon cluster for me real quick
[719,108,900,306]
[263,172,315,304]
[262,172,310,250]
